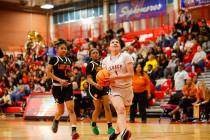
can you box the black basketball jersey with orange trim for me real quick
[86,60,109,100]
[49,56,72,83]
[86,60,101,82]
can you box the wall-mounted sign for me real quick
[181,0,210,8]
[116,0,167,22]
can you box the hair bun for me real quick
[54,38,67,46]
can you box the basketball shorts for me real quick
[88,85,110,100]
[110,86,134,107]
[52,84,74,104]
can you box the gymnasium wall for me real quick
[0,9,49,52]
[190,6,210,21]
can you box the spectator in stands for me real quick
[191,45,206,72]
[176,9,188,25]
[154,45,163,56]
[0,48,3,58]
[172,26,182,40]
[157,54,168,77]
[169,77,198,121]
[164,53,178,78]
[77,44,90,64]
[195,81,210,122]
[135,53,145,67]
[184,34,195,51]
[200,19,210,40]
[147,64,156,85]
[10,82,26,103]
[47,43,56,60]
[173,37,184,51]
[116,28,126,49]
[104,29,114,44]
[82,38,90,50]
[183,49,194,68]
[47,44,56,60]
[189,19,200,36]
[130,63,151,123]
[0,88,12,116]
[170,63,189,105]
[80,80,93,118]
[131,36,141,50]
[172,42,184,62]
[72,67,83,89]
[0,49,6,77]
[202,35,210,54]
[158,34,171,48]
[144,54,158,72]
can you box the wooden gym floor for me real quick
[0,117,210,140]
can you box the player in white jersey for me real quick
[102,38,134,140]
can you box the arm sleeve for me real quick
[49,57,57,65]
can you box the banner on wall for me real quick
[116,0,167,22]
[181,0,210,8]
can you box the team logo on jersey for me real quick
[108,64,122,71]
[58,64,71,70]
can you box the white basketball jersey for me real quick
[102,52,134,88]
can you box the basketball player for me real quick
[102,38,134,140]
[86,48,115,135]
[47,39,79,139]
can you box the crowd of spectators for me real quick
[0,9,210,121]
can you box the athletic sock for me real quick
[92,122,96,127]
[107,122,112,128]
[72,125,77,133]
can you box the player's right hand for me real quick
[59,79,69,87]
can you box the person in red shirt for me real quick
[183,49,194,69]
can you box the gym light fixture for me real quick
[41,0,54,9]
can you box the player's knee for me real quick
[117,106,126,115]
[67,107,74,114]
[57,110,64,116]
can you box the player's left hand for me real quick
[104,76,116,83]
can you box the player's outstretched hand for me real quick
[105,76,116,83]
[59,79,70,87]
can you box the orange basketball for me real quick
[96,69,110,86]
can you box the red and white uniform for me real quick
[102,52,134,106]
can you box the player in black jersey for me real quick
[47,39,79,139]
[86,48,115,135]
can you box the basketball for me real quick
[96,69,110,86]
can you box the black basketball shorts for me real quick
[52,84,74,104]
